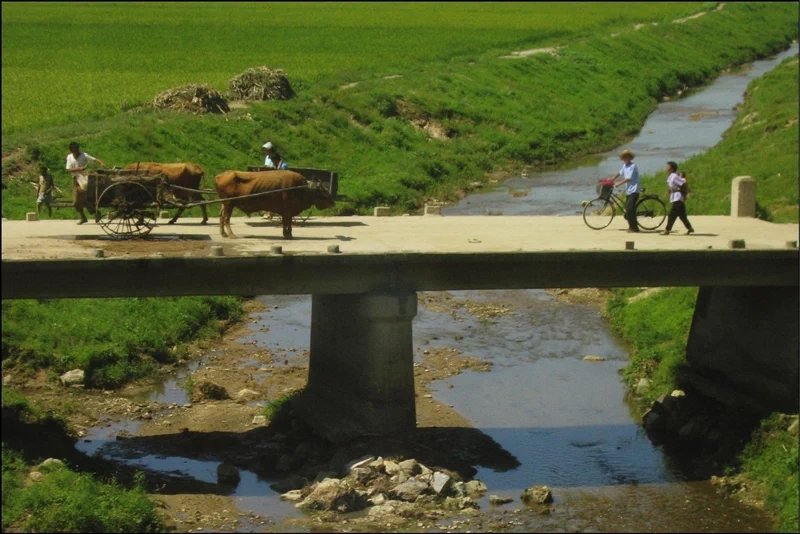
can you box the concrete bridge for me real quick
[2,215,798,439]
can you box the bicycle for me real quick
[583,179,666,230]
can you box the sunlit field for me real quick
[2,2,710,134]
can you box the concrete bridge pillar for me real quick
[685,286,799,413]
[295,291,418,441]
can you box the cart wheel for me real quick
[96,181,158,238]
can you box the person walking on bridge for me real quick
[662,161,694,235]
[610,149,640,233]
[66,141,105,224]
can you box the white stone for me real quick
[60,369,85,386]
[670,389,686,398]
[636,378,652,395]
[280,490,304,502]
[384,460,402,476]
[583,355,605,362]
[235,389,260,402]
[431,472,452,494]
[252,415,267,425]
[424,204,442,216]
[39,458,64,469]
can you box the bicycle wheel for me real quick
[583,197,616,230]
[635,196,667,230]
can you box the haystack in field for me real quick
[152,84,230,114]
[228,66,294,101]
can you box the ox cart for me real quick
[67,167,339,239]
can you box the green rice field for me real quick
[2,2,712,134]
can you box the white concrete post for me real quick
[731,176,756,217]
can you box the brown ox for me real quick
[123,162,208,224]
[214,170,335,239]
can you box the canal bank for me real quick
[57,37,798,533]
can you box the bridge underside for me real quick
[3,251,798,440]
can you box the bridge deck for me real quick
[2,216,797,298]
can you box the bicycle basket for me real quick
[597,179,614,199]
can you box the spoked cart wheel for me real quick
[96,181,158,238]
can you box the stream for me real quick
[76,43,797,532]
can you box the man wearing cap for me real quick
[262,141,276,168]
[610,149,640,233]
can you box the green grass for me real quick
[1,389,167,532]
[1,296,243,389]
[1,2,714,135]
[2,450,165,533]
[640,56,799,223]
[738,415,799,533]
[264,390,301,422]
[2,2,797,220]
[606,287,698,403]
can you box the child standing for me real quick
[36,165,61,218]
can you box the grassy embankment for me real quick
[606,59,799,532]
[1,296,243,389]
[1,388,166,532]
[2,2,797,220]
[639,56,799,223]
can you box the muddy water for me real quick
[75,45,797,532]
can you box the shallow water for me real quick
[74,45,797,531]
[443,44,798,217]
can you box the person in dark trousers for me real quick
[662,161,694,235]
[610,149,640,232]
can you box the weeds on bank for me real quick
[738,415,799,533]
[264,390,301,422]
[1,447,165,533]
[608,289,800,532]
[606,287,698,404]
[1,296,243,389]
[1,390,167,532]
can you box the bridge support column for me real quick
[685,286,799,413]
[295,291,418,441]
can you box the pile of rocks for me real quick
[152,84,230,114]
[276,456,487,516]
[228,66,295,101]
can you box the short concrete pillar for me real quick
[210,246,224,256]
[625,241,635,250]
[424,204,442,216]
[374,206,390,217]
[327,245,340,254]
[26,212,38,222]
[731,176,756,217]
[728,239,746,249]
[270,245,283,255]
[297,291,418,441]
[93,249,104,258]
[159,210,170,219]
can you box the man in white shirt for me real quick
[66,141,105,224]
